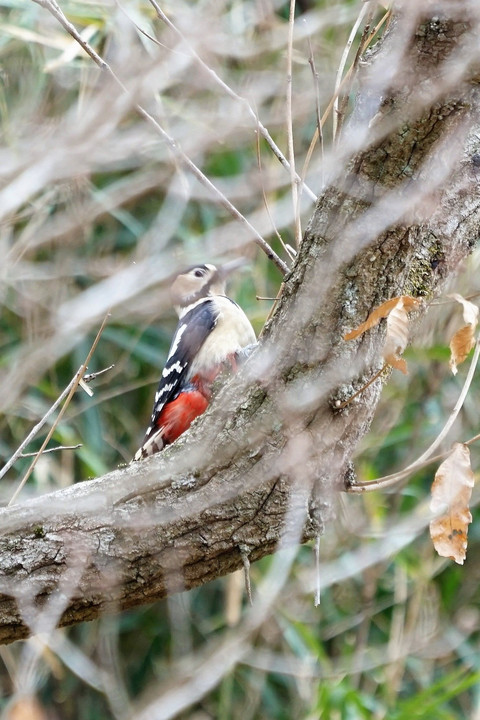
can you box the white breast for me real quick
[188,296,256,377]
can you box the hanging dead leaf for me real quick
[383,298,410,374]
[344,295,419,341]
[429,442,474,565]
[448,293,479,327]
[447,294,479,375]
[449,325,476,375]
[344,295,419,374]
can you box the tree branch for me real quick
[1,2,479,645]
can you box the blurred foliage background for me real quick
[1,0,480,718]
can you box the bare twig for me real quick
[302,6,390,181]
[259,283,285,337]
[286,0,302,248]
[336,364,387,409]
[0,376,80,482]
[314,534,321,607]
[77,364,115,398]
[335,3,377,140]
[306,32,325,191]
[332,2,370,142]
[33,0,290,276]
[240,547,253,606]
[255,120,295,264]
[302,64,356,183]
[465,431,480,447]
[8,313,110,505]
[347,338,480,493]
[145,0,317,203]
[32,0,107,68]
[84,365,115,383]
[0,364,114,482]
[20,444,82,458]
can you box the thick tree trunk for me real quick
[1,2,479,644]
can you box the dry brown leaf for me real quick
[448,293,479,327]
[447,294,479,375]
[386,355,408,374]
[344,296,420,374]
[449,325,476,375]
[383,298,410,374]
[429,442,474,565]
[344,295,419,341]
[400,296,421,313]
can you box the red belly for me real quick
[156,390,209,444]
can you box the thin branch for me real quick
[335,2,376,141]
[286,0,302,247]
[465,431,480,447]
[255,119,295,263]
[0,364,114,481]
[286,244,297,258]
[0,377,79,482]
[84,365,115,383]
[306,31,325,191]
[347,338,480,493]
[336,364,387,409]
[32,0,290,277]
[8,313,110,506]
[302,7,390,181]
[428,290,480,307]
[20,444,82,458]
[259,283,285,337]
[332,2,370,142]
[314,534,321,607]
[145,0,317,203]
[302,64,356,183]
[240,547,253,606]
[32,0,107,68]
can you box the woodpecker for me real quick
[134,261,256,460]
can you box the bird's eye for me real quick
[194,269,204,278]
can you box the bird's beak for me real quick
[218,257,249,279]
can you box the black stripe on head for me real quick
[181,264,210,276]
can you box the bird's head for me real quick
[170,259,246,313]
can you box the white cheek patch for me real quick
[167,323,187,359]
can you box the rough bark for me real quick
[1,2,480,644]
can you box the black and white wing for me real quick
[142,299,217,442]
